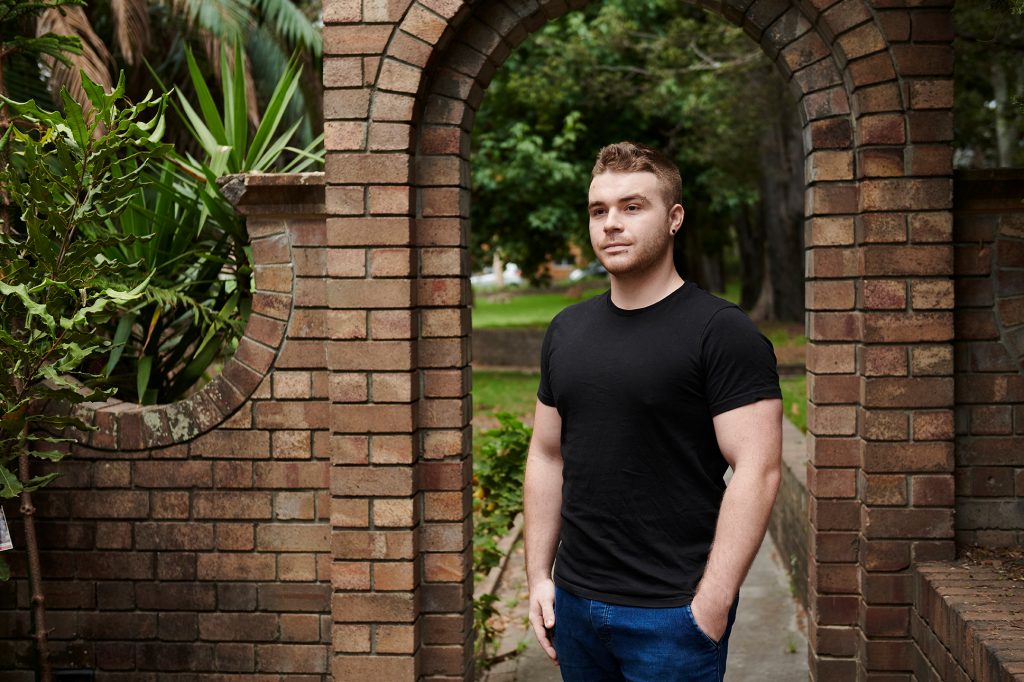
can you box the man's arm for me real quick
[690,397,783,642]
[524,400,563,663]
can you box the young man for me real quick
[524,142,783,681]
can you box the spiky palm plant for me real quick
[3,0,323,151]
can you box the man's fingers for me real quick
[529,603,558,663]
[541,598,555,629]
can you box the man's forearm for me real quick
[695,462,780,607]
[524,450,563,586]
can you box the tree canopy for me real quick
[471,0,804,318]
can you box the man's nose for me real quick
[604,208,624,232]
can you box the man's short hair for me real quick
[591,142,682,208]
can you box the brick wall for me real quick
[0,175,333,679]
[952,169,1024,549]
[0,0,974,678]
[911,562,1024,681]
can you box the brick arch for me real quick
[71,175,306,452]
[324,0,955,678]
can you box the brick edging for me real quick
[912,561,1024,681]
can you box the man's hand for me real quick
[689,589,731,643]
[528,577,558,663]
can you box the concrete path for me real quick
[480,533,808,681]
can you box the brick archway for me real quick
[322,0,955,678]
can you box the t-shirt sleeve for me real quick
[537,320,557,407]
[700,306,782,417]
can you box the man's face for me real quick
[587,171,684,278]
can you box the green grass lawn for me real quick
[473,370,540,420]
[472,287,606,328]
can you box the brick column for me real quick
[855,5,957,681]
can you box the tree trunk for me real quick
[758,82,805,322]
[19,444,52,682]
[492,250,504,289]
[992,61,1020,167]
[734,203,764,311]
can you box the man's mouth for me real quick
[604,243,630,253]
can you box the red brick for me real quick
[854,82,902,115]
[194,492,272,519]
[196,553,276,581]
[860,540,909,571]
[808,312,860,341]
[912,410,953,440]
[861,245,952,277]
[857,148,903,178]
[807,280,856,310]
[861,410,908,441]
[323,24,393,55]
[255,644,327,673]
[861,280,906,309]
[332,561,371,590]
[332,530,416,560]
[861,346,907,377]
[892,45,952,77]
[199,613,278,642]
[255,523,330,552]
[857,114,905,145]
[259,584,331,612]
[862,312,952,342]
[861,441,953,473]
[848,53,896,88]
[863,508,953,539]
[332,656,415,679]
[332,592,416,622]
[70,491,149,518]
[808,466,857,498]
[365,434,412,465]
[861,377,952,408]
[806,248,858,278]
[254,461,330,489]
[910,474,954,507]
[811,498,860,530]
[368,185,411,213]
[908,110,953,143]
[373,498,417,527]
[331,467,415,496]
[862,473,907,506]
[134,461,211,488]
[371,371,415,402]
[216,523,254,550]
[329,341,413,371]
[910,345,953,375]
[808,374,860,405]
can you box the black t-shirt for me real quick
[537,281,781,607]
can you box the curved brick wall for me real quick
[1,174,334,679]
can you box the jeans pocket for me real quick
[683,604,720,650]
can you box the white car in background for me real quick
[471,262,523,287]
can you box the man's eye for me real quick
[591,208,606,217]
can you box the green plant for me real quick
[472,412,532,667]
[0,71,167,680]
[100,43,324,404]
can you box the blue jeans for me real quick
[553,586,738,682]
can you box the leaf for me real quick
[0,557,10,581]
[103,313,135,376]
[0,466,22,498]
[23,472,61,492]
[136,354,152,404]
[30,449,67,462]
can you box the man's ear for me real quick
[669,204,685,235]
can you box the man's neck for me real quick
[608,261,685,310]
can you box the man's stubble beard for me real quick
[597,229,675,279]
